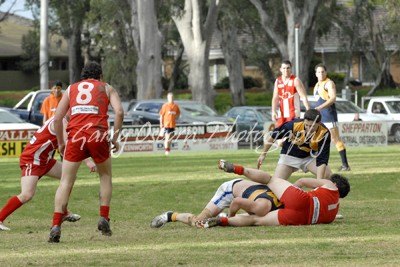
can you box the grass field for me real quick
[1,146,400,266]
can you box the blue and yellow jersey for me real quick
[270,119,331,166]
[313,78,338,123]
[242,184,283,211]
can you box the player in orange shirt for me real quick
[159,92,180,156]
[41,80,63,124]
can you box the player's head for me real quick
[303,109,321,133]
[280,60,292,76]
[81,61,103,80]
[315,63,327,81]
[52,80,62,97]
[330,174,350,198]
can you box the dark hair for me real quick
[81,61,102,80]
[282,60,292,66]
[330,174,350,198]
[54,80,62,87]
[304,109,321,123]
[315,63,327,71]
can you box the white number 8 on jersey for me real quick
[76,82,94,104]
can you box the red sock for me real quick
[220,217,229,226]
[234,165,244,175]
[100,206,110,220]
[52,212,63,227]
[166,148,171,152]
[0,196,23,222]
[63,208,69,216]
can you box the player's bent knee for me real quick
[19,192,34,203]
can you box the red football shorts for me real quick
[64,131,110,164]
[20,158,57,178]
[277,185,310,225]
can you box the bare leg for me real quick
[54,160,80,214]
[272,164,297,180]
[176,202,223,226]
[227,211,280,227]
[18,176,40,203]
[95,158,113,207]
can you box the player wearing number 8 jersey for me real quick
[48,61,124,243]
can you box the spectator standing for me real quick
[159,92,180,156]
[41,80,63,124]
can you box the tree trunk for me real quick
[218,25,245,106]
[168,42,185,92]
[68,25,83,84]
[172,0,220,108]
[250,0,322,87]
[187,49,215,107]
[130,0,163,100]
[367,53,397,96]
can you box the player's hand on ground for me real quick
[195,217,221,228]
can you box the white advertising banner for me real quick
[339,121,388,146]
[263,121,388,147]
[118,123,238,154]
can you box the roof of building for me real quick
[0,12,68,57]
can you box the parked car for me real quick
[5,90,134,127]
[107,100,136,126]
[223,106,273,133]
[0,108,40,131]
[127,99,231,125]
[5,90,51,126]
[364,96,400,142]
[302,96,400,143]
[301,95,382,122]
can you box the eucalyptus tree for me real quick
[87,0,137,99]
[26,0,91,83]
[128,0,163,99]
[364,0,399,94]
[249,0,324,87]
[170,0,221,108]
[216,0,247,106]
[337,0,397,95]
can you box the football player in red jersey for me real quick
[48,61,124,242]
[271,60,310,127]
[0,117,96,231]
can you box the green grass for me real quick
[1,146,400,266]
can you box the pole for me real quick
[39,0,49,90]
[295,25,299,77]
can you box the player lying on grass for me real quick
[151,161,283,228]
[0,117,96,231]
[196,160,350,228]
